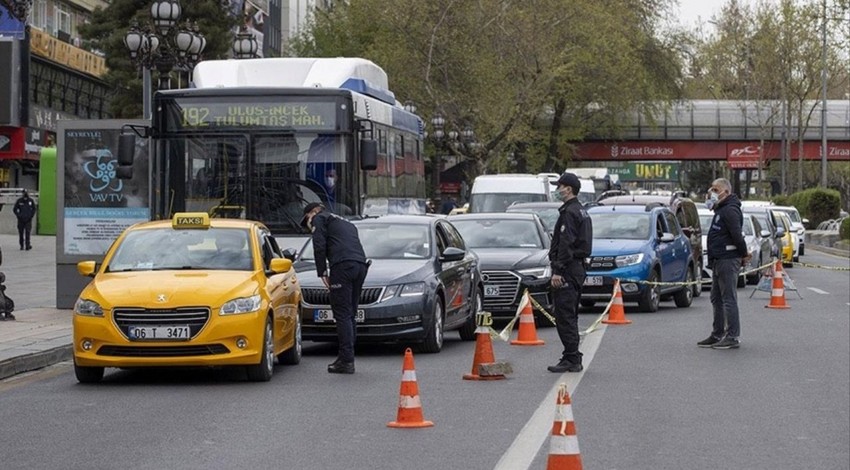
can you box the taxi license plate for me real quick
[314,309,365,323]
[484,285,500,297]
[583,276,603,286]
[128,325,191,340]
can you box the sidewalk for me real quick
[0,233,72,380]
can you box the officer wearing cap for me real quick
[301,203,368,374]
[547,172,593,373]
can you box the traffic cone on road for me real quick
[546,383,583,470]
[602,279,632,325]
[511,291,544,346]
[463,312,506,381]
[765,260,790,310]
[387,348,434,428]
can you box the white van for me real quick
[469,174,553,213]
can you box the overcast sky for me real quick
[674,0,728,27]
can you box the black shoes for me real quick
[547,360,583,373]
[711,337,740,349]
[0,313,15,321]
[697,335,721,348]
[327,360,355,374]
[25,246,31,251]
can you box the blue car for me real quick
[581,205,694,312]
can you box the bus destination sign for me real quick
[164,99,339,131]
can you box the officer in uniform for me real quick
[301,203,369,374]
[547,172,593,373]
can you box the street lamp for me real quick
[232,25,259,59]
[124,0,206,119]
[0,0,31,21]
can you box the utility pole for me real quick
[820,0,829,187]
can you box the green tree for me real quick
[80,0,237,118]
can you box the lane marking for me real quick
[806,287,829,295]
[494,323,606,470]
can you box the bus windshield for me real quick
[162,133,353,234]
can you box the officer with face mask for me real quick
[547,172,593,373]
[301,203,369,374]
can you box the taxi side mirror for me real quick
[77,261,97,277]
[269,258,292,274]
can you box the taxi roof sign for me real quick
[172,212,211,229]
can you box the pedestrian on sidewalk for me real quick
[0,271,14,321]
[13,189,36,251]
[699,178,751,350]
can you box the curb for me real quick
[809,244,850,259]
[0,345,72,381]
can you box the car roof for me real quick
[356,215,435,225]
[448,212,540,221]
[505,202,563,209]
[587,204,665,215]
[597,194,692,206]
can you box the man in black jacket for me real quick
[301,203,369,374]
[13,190,36,251]
[699,178,751,350]
[547,172,593,373]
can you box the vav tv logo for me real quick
[83,148,123,197]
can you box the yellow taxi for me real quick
[772,210,795,267]
[73,213,302,383]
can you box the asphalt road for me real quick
[0,251,847,470]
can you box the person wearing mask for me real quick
[13,190,36,251]
[699,178,751,350]
[547,172,593,373]
[301,203,369,374]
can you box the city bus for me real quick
[118,58,426,242]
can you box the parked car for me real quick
[596,193,703,297]
[741,205,782,261]
[505,201,563,235]
[771,210,796,267]
[582,205,694,312]
[448,212,553,324]
[771,205,807,258]
[73,213,302,383]
[294,215,480,353]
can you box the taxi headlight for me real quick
[220,295,261,315]
[400,282,426,297]
[518,266,551,279]
[615,253,644,267]
[74,298,104,316]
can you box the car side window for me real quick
[435,224,449,254]
[442,222,466,250]
[654,214,665,238]
[664,212,681,236]
[257,229,281,269]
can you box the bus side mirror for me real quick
[118,134,135,165]
[360,139,377,171]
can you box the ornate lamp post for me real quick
[232,25,259,59]
[124,0,206,118]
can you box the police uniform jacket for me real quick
[311,211,367,277]
[13,196,36,222]
[549,197,593,277]
[706,193,748,260]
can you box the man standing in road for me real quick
[301,203,369,374]
[699,178,751,350]
[13,190,36,251]
[547,172,593,373]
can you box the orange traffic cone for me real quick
[511,291,544,346]
[463,312,505,381]
[546,383,583,470]
[765,260,790,309]
[602,279,632,325]
[387,348,434,428]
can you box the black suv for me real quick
[597,193,703,297]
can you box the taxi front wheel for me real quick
[246,316,274,382]
[74,359,104,384]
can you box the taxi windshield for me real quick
[106,227,253,272]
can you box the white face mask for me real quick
[325,177,336,188]
[558,186,572,200]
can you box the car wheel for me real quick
[458,289,479,341]
[74,360,104,384]
[692,263,702,297]
[674,267,694,308]
[747,255,762,285]
[580,299,596,308]
[246,316,274,382]
[736,271,747,288]
[277,313,302,365]
[638,270,660,313]
[420,298,444,354]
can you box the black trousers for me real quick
[552,271,586,365]
[328,261,368,363]
[17,219,32,249]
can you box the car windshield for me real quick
[776,208,801,224]
[590,212,651,240]
[300,223,431,259]
[470,193,548,212]
[107,227,253,272]
[742,217,754,236]
[451,219,543,248]
[508,207,560,232]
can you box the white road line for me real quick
[494,324,607,470]
[806,287,829,295]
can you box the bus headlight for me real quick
[220,295,261,315]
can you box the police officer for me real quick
[547,172,593,373]
[301,203,369,374]
[13,190,36,251]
